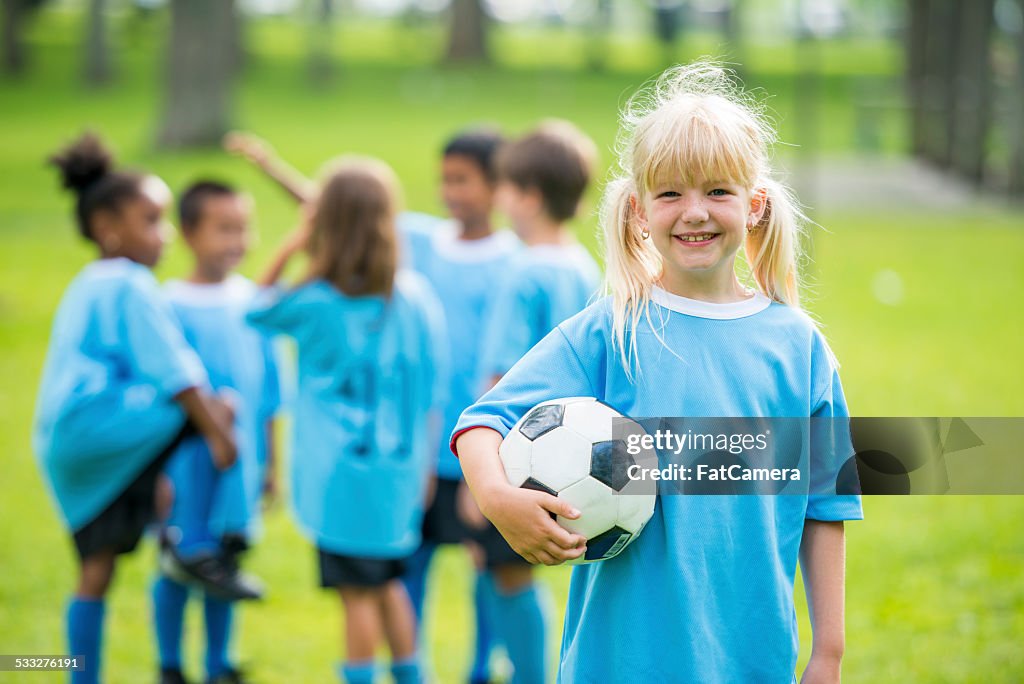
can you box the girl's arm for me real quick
[799,519,847,684]
[175,387,237,470]
[223,132,314,204]
[456,427,588,565]
[257,221,310,288]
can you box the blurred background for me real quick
[1,0,1022,682]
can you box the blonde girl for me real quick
[451,63,861,683]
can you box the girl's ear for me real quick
[91,208,120,252]
[748,187,768,226]
[629,193,647,224]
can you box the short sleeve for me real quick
[806,353,864,522]
[122,273,207,396]
[397,211,442,273]
[452,325,597,456]
[478,276,538,381]
[246,286,306,337]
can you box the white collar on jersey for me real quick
[523,242,589,262]
[650,285,771,320]
[163,274,254,307]
[432,221,519,262]
[84,256,137,277]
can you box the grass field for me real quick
[1,8,1023,683]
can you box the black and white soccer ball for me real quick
[499,397,657,564]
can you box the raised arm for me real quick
[223,132,315,204]
[256,220,311,288]
[798,519,847,684]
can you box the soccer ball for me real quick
[499,397,657,564]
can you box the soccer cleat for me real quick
[159,544,264,602]
[206,667,249,684]
[160,668,192,684]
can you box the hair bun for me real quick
[49,133,115,195]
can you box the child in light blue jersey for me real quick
[464,120,601,684]
[35,134,237,684]
[225,129,511,684]
[246,157,447,684]
[453,63,862,684]
[480,120,602,386]
[398,130,520,684]
[153,181,283,684]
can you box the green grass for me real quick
[1,8,1023,683]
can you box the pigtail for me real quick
[601,177,661,379]
[745,177,805,307]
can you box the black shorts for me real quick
[318,548,408,589]
[421,477,471,545]
[474,521,532,570]
[72,425,191,560]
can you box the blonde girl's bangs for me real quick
[637,95,763,193]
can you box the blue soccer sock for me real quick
[390,656,422,684]
[67,596,105,684]
[169,438,221,559]
[339,660,377,684]
[494,583,547,684]
[175,527,220,559]
[152,576,189,670]
[470,571,498,683]
[400,541,437,626]
[203,594,235,678]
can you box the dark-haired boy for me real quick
[398,129,524,683]
[154,180,283,684]
[462,120,602,684]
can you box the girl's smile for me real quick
[673,231,720,246]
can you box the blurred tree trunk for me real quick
[228,0,245,74]
[906,0,929,157]
[307,0,335,85]
[950,0,993,184]
[2,0,28,74]
[445,0,488,63]
[722,0,745,78]
[83,0,112,85]
[653,0,686,66]
[1011,0,1024,197]
[585,0,613,72]
[933,0,962,166]
[158,0,237,148]
[793,3,821,257]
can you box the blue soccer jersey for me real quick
[477,242,601,382]
[247,272,447,557]
[163,275,283,539]
[453,288,863,683]
[33,258,208,531]
[400,213,520,480]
